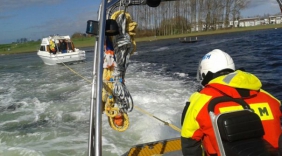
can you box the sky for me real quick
[0,0,281,44]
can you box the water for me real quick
[0,28,282,156]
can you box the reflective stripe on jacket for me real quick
[181,70,282,156]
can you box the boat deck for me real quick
[123,137,182,156]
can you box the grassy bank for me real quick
[0,37,96,55]
[1,24,281,55]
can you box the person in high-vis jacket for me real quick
[181,49,282,156]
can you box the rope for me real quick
[108,113,129,132]
[134,105,181,132]
[61,62,92,84]
[51,54,92,84]
[57,60,181,133]
[101,10,138,132]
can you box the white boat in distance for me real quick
[37,35,86,65]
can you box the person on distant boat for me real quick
[49,40,57,54]
[59,40,68,53]
[181,49,282,156]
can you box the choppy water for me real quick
[0,28,282,156]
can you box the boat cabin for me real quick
[39,35,75,53]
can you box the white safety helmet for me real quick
[197,49,235,81]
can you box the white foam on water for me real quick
[0,53,198,156]
[0,146,45,156]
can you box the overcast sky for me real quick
[0,0,280,44]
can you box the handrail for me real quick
[88,1,107,156]
[88,0,179,155]
[88,38,98,156]
[94,0,107,155]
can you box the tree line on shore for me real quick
[71,0,250,39]
[66,0,252,40]
[124,0,251,37]
[8,0,279,45]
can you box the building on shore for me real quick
[229,14,282,28]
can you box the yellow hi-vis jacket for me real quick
[181,70,281,156]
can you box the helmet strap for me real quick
[201,71,214,86]
[201,69,235,86]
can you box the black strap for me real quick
[181,102,190,126]
[208,96,251,113]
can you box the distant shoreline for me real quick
[134,24,282,42]
[1,24,282,55]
